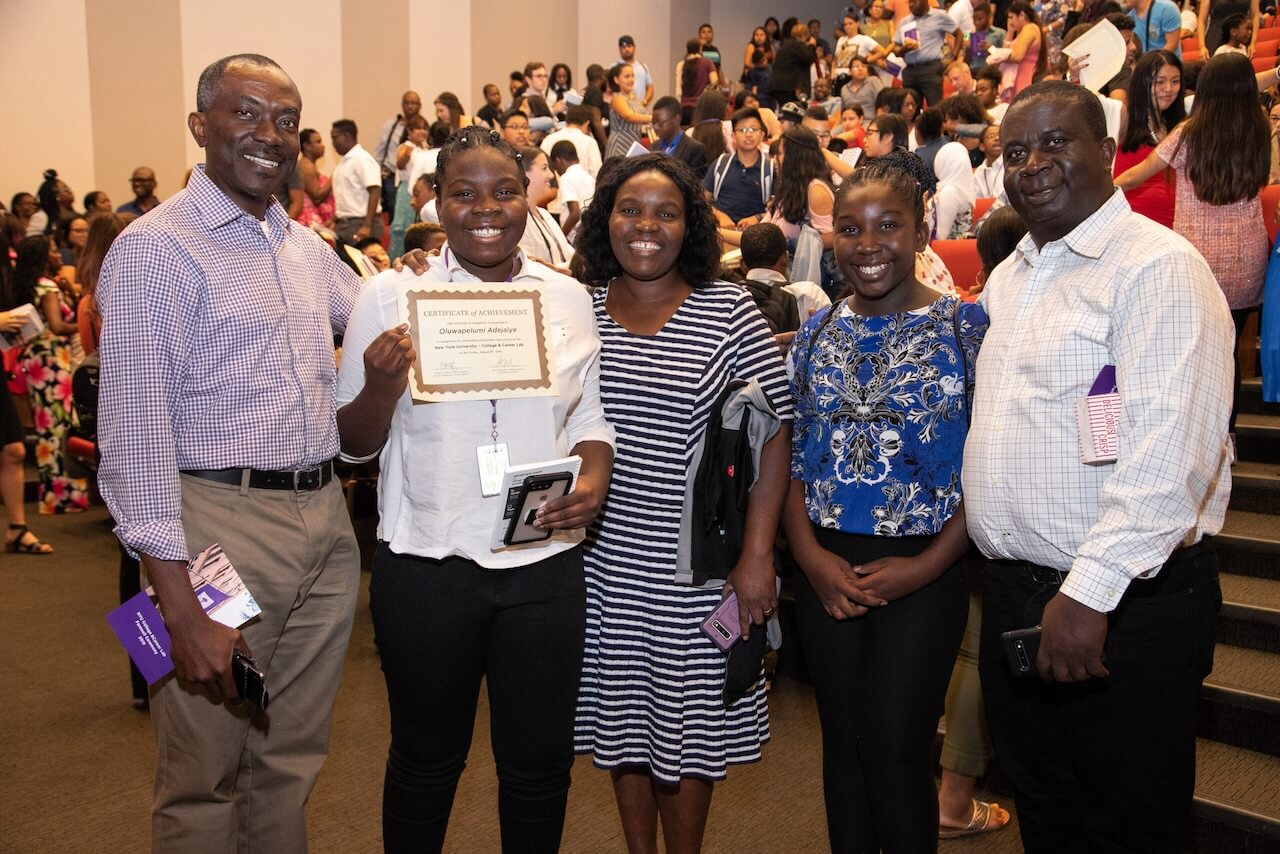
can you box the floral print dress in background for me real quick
[20,277,88,514]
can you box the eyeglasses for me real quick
[865,125,879,134]
[735,126,763,135]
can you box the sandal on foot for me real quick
[5,525,53,555]
[939,799,1009,839]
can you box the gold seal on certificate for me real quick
[399,285,558,402]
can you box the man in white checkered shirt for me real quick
[97,54,374,852]
[964,81,1233,853]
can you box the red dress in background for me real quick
[1114,144,1175,229]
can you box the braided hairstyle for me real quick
[432,126,528,196]
[835,148,934,228]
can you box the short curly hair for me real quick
[574,154,721,289]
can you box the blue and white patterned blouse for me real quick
[789,295,988,537]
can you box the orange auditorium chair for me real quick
[931,239,982,298]
[973,196,996,223]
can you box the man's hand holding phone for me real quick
[142,555,252,704]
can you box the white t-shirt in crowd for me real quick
[541,125,604,177]
[332,143,382,219]
[556,163,595,227]
[948,0,975,34]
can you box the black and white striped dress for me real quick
[574,283,794,783]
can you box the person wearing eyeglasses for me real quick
[704,107,774,228]
[117,167,160,217]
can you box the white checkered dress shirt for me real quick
[963,190,1233,613]
[96,165,362,561]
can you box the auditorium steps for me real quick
[1186,378,1280,850]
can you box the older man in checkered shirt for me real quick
[964,81,1233,854]
[97,54,381,853]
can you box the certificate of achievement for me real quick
[399,284,558,402]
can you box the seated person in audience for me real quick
[803,106,837,148]
[402,221,446,254]
[499,109,532,149]
[476,83,504,129]
[705,108,774,228]
[974,65,1008,122]
[740,221,832,339]
[506,70,525,107]
[841,56,886,118]
[812,78,843,118]
[835,104,867,147]
[549,141,595,237]
[913,108,949,179]
[945,60,977,95]
[973,124,1005,197]
[650,96,711,179]
[83,190,113,214]
[411,173,439,224]
[356,236,391,272]
[519,146,575,267]
[735,90,784,141]
[940,93,992,166]
[540,105,603,178]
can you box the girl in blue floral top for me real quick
[783,152,988,853]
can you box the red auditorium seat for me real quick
[1252,55,1278,73]
[973,197,995,223]
[931,239,983,298]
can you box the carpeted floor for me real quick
[0,505,1023,853]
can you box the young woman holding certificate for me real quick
[334,127,615,854]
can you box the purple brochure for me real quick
[1089,365,1117,396]
[106,591,174,684]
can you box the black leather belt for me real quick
[989,537,1214,594]
[182,460,335,492]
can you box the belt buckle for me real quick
[1029,566,1066,585]
[293,465,320,491]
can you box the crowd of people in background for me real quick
[1,1,1276,851]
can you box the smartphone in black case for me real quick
[231,649,270,709]
[1001,626,1042,677]
[503,472,573,546]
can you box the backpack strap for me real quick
[711,153,733,200]
[952,299,971,430]
[796,298,848,400]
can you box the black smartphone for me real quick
[231,649,270,709]
[1001,626,1042,677]
[503,472,573,546]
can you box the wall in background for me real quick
[0,1,799,213]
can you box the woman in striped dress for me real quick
[605,63,653,160]
[573,154,793,853]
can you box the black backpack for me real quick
[70,352,100,441]
[690,379,762,587]
[741,278,802,335]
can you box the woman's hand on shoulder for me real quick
[796,545,886,619]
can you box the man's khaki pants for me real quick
[150,474,359,854]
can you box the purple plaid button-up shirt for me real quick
[97,165,362,561]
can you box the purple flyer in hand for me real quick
[106,592,175,685]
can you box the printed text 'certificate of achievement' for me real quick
[398,284,558,402]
